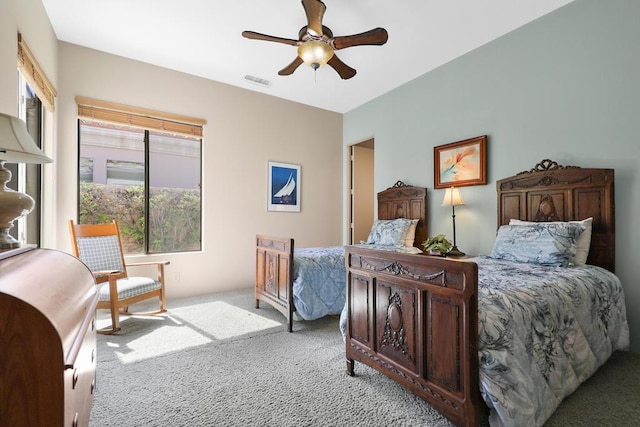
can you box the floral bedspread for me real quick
[294,244,421,321]
[292,246,346,320]
[475,256,630,427]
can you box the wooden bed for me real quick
[344,160,616,427]
[255,181,428,332]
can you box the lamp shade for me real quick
[0,112,52,164]
[297,40,334,70]
[441,187,465,207]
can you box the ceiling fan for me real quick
[242,0,389,80]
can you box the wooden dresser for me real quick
[0,247,99,427]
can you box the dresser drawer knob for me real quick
[72,368,79,389]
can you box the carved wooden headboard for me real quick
[497,159,615,272]
[377,181,428,250]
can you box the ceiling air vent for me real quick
[243,75,271,87]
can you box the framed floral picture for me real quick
[267,161,301,212]
[434,135,487,189]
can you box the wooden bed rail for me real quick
[345,246,486,427]
[255,235,295,332]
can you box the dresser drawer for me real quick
[65,310,98,426]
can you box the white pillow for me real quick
[403,219,419,247]
[509,217,592,266]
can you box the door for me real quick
[349,140,375,244]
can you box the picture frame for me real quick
[267,161,301,212]
[434,135,487,189]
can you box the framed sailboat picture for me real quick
[267,161,301,212]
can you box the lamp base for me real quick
[447,246,466,257]
[0,228,21,249]
[0,161,35,249]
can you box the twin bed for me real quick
[255,160,629,427]
[255,181,427,331]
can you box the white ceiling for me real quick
[41,0,573,114]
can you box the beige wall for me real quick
[55,43,343,297]
[1,0,343,298]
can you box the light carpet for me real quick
[89,288,640,427]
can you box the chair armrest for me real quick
[125,261,169,285]
[125,261,170,267]
[93,270,123,283]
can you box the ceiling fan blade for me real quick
[327,55,356,80]
[242,31,299,47]
[301,0,326,37]
[278,57,304,76]
[331,28,389,50]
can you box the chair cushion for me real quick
[98,276,162,302]
[77,235,125,272]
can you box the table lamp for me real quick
[441,186,465,256]
[0,112,52,249]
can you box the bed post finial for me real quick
[517,159,580,175]
[390,180,407,188]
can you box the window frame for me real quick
[75,99,205,255]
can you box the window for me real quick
[8,78,44,245]
[11,33,55,246]
[77,98,204,255]
[79,157,94,183]
[19,80,44,245]
[106,160,144,185]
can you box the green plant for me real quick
[422,234,452,254]
[79,182,201,254]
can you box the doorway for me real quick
[349,139,375,244]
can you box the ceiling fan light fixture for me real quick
[242,0,388,79]
[297,40,334,70]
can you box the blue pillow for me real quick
[365,218,414,247]
[489,223,586,267]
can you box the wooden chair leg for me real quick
[159,286,166,313]
[99,278,121,334]
[111,307,120,330]
[96,307,121,335]
[157,264,167,312]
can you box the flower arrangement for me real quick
[422,234,452,256]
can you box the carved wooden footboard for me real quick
[255,235,295,332]
[345,246,486,427]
